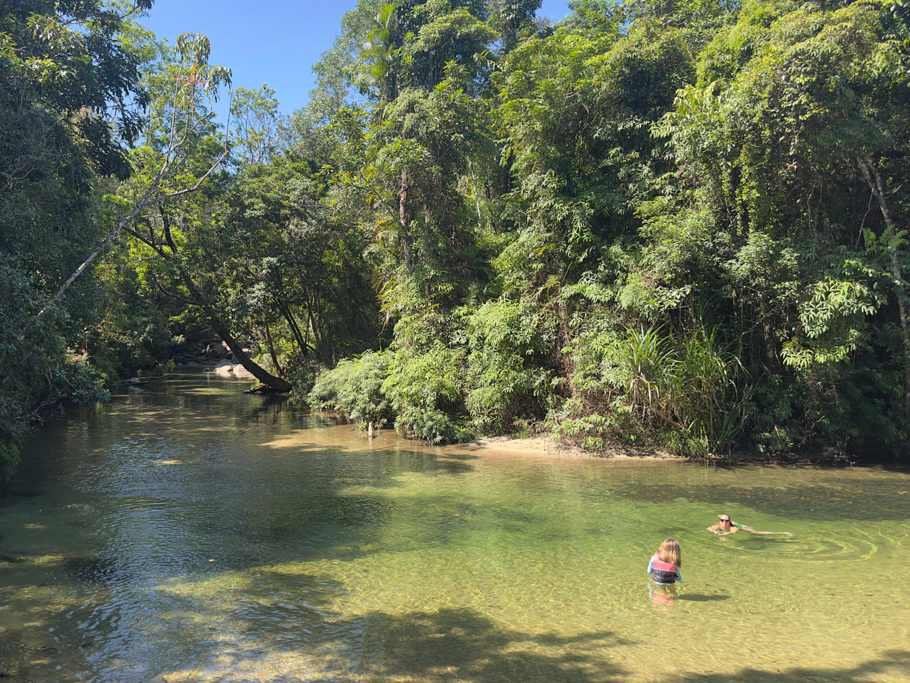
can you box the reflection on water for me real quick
[1,371,909,681]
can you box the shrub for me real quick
[382,342,470,443]
[463,301,557,433]
[308,350,393,430]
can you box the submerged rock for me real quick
[64,556,124,585]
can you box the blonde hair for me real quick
[658,538,682,567]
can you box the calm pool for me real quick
[1,372,909,681]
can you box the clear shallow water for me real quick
[1,373,909,681]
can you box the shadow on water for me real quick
[64,556,123,585]
[154,606,630,682]
[353,608,629,682]
[0,562,342,681]
[671,650,910,682]
[183,444,486,569]
[619,481,910,522]
[675,593,731,602]
[3,554,631,682]
[192,474,551,569]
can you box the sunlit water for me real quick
[1,372,909,682]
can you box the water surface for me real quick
[1,372,909,681]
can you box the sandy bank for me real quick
[438,434,678,461]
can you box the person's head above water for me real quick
[656,538,682,566]
[710,514,792,536]
[708,514,740,535]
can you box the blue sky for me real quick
[140,1,571,116]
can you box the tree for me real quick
[215,152,383,371]
[647,0,910,454]
[0,0,156,478]
[110,36,311,391]
[494,16,693,295]
[486,0,542,52]
[229,84,286,166]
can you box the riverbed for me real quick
[1,372,908,681]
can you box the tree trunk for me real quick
[18,182,160,341]
[263,322,284,379]
[468,159,484,234]
[210,320,292,392]
[858,156,910,412]
[176,273,292,393]
[399,170,415,276]
[277,299,310,354]
[18,125,229,343]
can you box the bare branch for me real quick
[18,104,229,341]
[164,148,229,199]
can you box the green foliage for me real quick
[463,300,556,432]
[308,351,394,429]
[298,0,909,460]
[549,396,641,451]
[561,323,748,455]
[0,0,154,478]
[6,0,910,474]
[382,341,471,443]
[636,0,910,457]
[52,361,112,405]
[399,3,498,90]
[494,15,695,302]
[86,240,178,377]
[488,0,543,50]
[782,260,885,369]
[229,84,286,165]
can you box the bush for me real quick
[549,396,641,451]
[561,322,749,456]
[463,301,556,433]
[60,362,111,404]
[308,350,393,430]
[382,342,471,443]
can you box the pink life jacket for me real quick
[651,557,678,584]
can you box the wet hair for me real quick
[658,538,682,567]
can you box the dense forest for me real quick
[2,0,909,480]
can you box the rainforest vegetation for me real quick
[2,0,909,479]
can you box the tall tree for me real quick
[0,0,156,478]
[648,0,910,454]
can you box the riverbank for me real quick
[438,433,909,469]
[438,434,679,462]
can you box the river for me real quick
[1,371,909,681]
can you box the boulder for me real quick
[205,341,232,359]
[212,359,256,379]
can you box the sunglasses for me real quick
[719,519,731,523]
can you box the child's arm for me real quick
[647,556,655,575]
[675,567,682,583]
